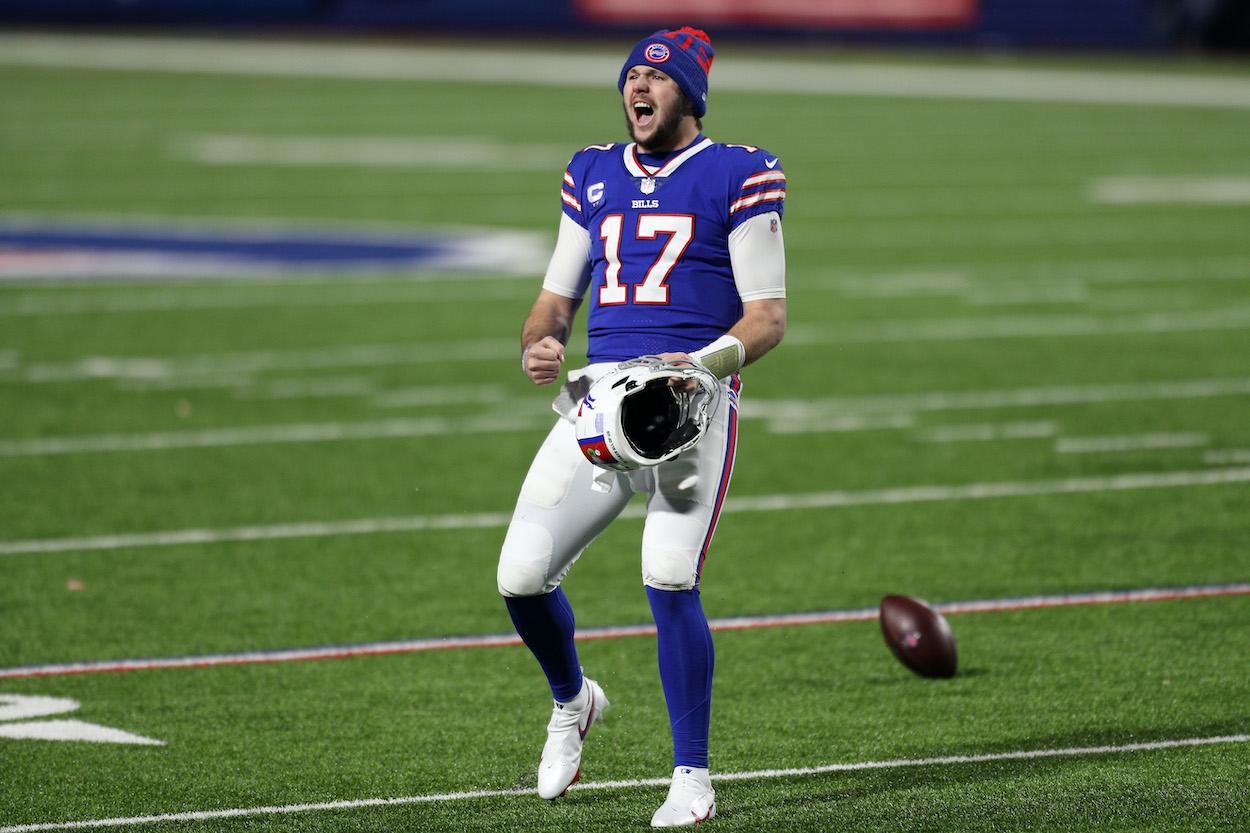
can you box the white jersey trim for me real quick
[623,137,714,178]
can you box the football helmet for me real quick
[575,356,721,471]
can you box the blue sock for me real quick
[646,585,714,769]
[505,588,583,702]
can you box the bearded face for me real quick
[622,66,698,154]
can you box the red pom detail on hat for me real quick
[662,27,714,73]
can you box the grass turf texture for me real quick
[2,36,1250,831]
[2,603,1248,830]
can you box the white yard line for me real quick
[1,734,1246,832]
[811,256,1250,299]
[232,376,378,400]
[784,214,1248,251]
[914,421,1059,443]
[0,511,515,557]
[1205,448,1250,464]
[4,256,1246,317]
[783,306,1250,345]
[0,413,551,457]
[1055,432,1210,454]
[1,376,1247,454]
[8,339,517,383]
[7,305,1250,387]
[748,377,1250,421]
[370,383,515,408]
[0,281,535,318]
[914,428,1211,455]
[4,34,1250,110]
[3,466,1250,557]
[1092,175,1250,204]
[963,283,1090,307]
[173,133,568,170]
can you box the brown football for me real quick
[879,595,958,678]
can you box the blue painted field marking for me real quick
[0,221,545,279]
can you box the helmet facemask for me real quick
[576,356,722,471]
[620,377,689,460]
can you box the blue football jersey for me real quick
[560,136,786,363]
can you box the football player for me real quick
[497,27,787,827]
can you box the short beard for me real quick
[625,98,690,153]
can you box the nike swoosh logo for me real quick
[579,690,595,740]
[765,157,779,169]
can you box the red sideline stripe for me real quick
[2,583,1246,679]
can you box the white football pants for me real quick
[497,373,740,597]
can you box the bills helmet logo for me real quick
[578,435,618,465]
[645,43,670,63]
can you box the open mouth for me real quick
[633,100,655,128]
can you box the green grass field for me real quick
[2,33,1250,832]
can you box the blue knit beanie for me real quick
[617,27,715,118]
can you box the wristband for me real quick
[521,345,532,374]
[691,334,745,379]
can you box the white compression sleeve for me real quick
[541,212,592,299]
[728,211,786,302]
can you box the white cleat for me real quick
[650,766,716,827]
[536,677,609,800]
